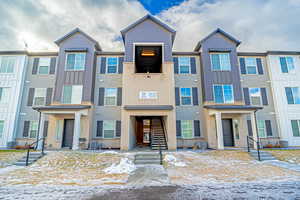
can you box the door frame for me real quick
[222,118,235,147]
[62,119,75,148]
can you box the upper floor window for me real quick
[249,88,261,105]
[213,84,234,104]
[180,88,192,105]
[107,57,118,74]
[285,87,300,104]
[0,56,15,73]
[38,57,51,74]
[291,120,300,137]
[66,53,86,71]
[33,88,47,106]
[245,57,257,74]
[104,88,117,106]
[280,57,295,73]
[0,88,10,104]
[62,85,83,104]
[178,57,190,74]
[210,53,231,71]
[0,120,4,139]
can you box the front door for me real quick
[62,119,74,148]
[136,117,151,146]
[222,119,234,147]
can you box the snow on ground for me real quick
[164,150,300,184]
[0,150,25,168]
[103,157,136,174]
[164,154,186,167]
[266,149,300,164]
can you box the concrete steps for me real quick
[14,152,45,166]
[151,119,168,150]
[249,150,277,161]
[134,153,162,165]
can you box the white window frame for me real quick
[213,84,234,104]
[38,57,51,75]
[106,57,118,74]
[291,120,300,137]
[210,53,231,71]
[180,87,193,106]
[280,56,295,74]
[29,121,38,139]
[181,120,194,139]
[65,53,86,71]
[104,88,117,106]
[289,87,300,105]
[33,88,47,106]
[257,120,267,138]
[245,57,258,75]
[62,85,83,104]
[0,120,4,139]
[0,56,16,74]
[103,120,116,139]
[178,57,191,74]
[0,87,10,104]
[249,88,262,106]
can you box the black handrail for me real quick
[25,137,45,166]
[247,136,261,161]
[160,118,168,144]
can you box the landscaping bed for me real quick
[265,149,300,164]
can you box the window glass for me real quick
[291,120,300,137]
[257,120,266,138]
[280,57,295,73]
[249,88,261,105]
[104,88,117,106]
[292,87,300,104]
[178,57,190,74]
[38,57,51,74]
[214,85,233,104]
[213,85,223,103]
[223,85,233,103]
[107,57,118,73]
[0,88,10,104]
[33,88,46,106]
[66,53,85,70]
[286,57,295,73]
[62,85,83,104]
[0,121,4,138]
[29,121,38,138]
[0,56,15,73]
[55,120,64,140]
[180,88,192,105]
[103,121,115,138]
[181,120,193,139]
[245,57,257,74]
[211,53,231,71]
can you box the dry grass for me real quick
[266,150,300,164]
[0,151,131,186]
[165,150,300,184]
[0,151,26,168]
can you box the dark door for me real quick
[62,119,74,148]
[222,119,234,147]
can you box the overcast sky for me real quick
[0,0,299,52]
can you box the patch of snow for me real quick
[0,165,23,175]
[99,150,120,155]
[103,158,136,174]
[164,154,187,167]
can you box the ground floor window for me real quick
[181,120,193,139]
[103,120,116,138]
[257,120,266,138]
[291,120,300,137]
[29,121,38,138]
[0,120,4,138]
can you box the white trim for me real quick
[104,88,117,106]
[180,120,194,139]
[102,120,116,139]
[64,52,86,71]
[245,57,258,75]
[210,52,231,71]
[212,84,234,104]
[106,57,119,74]
[179,87,193,106]
[248,87,262,106]
[178,56,191,74]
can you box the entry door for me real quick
[222,119,234,147]
[62,119,74,148]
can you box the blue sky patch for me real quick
[138,0,185,14]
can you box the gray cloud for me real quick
[0,0,299,52]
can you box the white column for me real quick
[72,112,81,150]
[215,112,224,150]
[36,113,45,150]
[250,111,258,149]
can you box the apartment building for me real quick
[3,14,300,150]
[0,51,27,148]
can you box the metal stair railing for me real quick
[25,137,45,166]
[247,136,261,161]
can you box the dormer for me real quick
[121,14,176,73]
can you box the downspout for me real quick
[253,110,260,146]
[35,110,41,150]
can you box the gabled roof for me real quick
[55,28,102,51]
[194,28,241,51]
[120,14,176,44]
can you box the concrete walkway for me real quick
[264,160,300,172]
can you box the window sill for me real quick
[93,137,120,140]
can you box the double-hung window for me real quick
[181,120,193,139]
[280,57,295,73]
[291,120,300,137]
[103,120,116,138]
[257,120,267,138]
[249,88,261,105]
[0,121,4,139]
[245,57,257,74]
[29,121,38,138]
[285,87,300,104]
[33,88,47,106]
[180,88,192,105]
[178,57,190,74]
[62,85,83,104]
[107,57,118,74]
[0,56,15,73]
[38,57,51,74]
[213,85,234,104]
[0,88,10,104]
[104,88,117,106]
[211,53,231,71]
[66,53,86,71]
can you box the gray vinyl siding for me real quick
[16,56,56,139]
[240,56,279,138]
